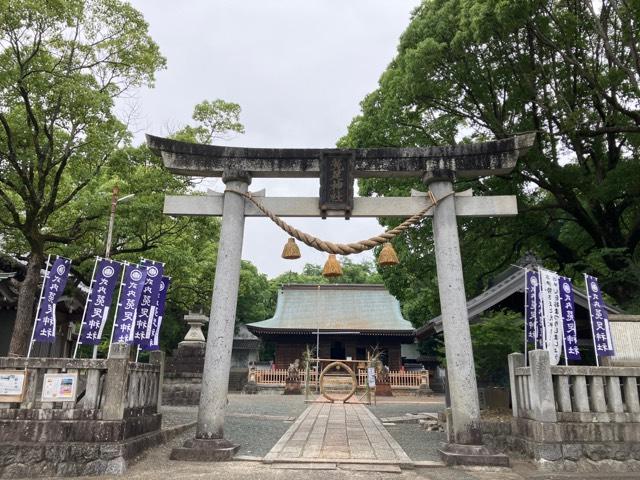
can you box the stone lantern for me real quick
[180,310,209,345]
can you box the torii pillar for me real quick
[148,133,534,465]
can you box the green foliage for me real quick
[0,0,167,353]
[173,99,245,144]
[270,258,383,286]
[0,0,165,244]
[433,309,523,385]
[340,0,640,319]
[470,310,523,385]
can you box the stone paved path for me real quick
[264,402,413,467]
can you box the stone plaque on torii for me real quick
[147,133,534,465]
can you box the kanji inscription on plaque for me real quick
[319,152,354,219]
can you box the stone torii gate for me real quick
[147,133,534,465]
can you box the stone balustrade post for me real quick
[528,350,557,422]
[103,343,131,421]
[508,353,525,418]
[149,350,165,410]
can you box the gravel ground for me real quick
[226,393,309,417]
[161,394,447,461]
[368,396,445,418]
[226,416,294,457]
[385,423,445,462]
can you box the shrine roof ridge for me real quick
[147,133,535,179]
[247,282,414,334]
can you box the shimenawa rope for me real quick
[225,189,455,256]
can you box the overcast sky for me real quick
[123,0,420,278]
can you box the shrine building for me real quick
[246,284,416,369]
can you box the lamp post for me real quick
[91,186,134,358]
[105,186,135,258]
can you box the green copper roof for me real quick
[247,284,414,334]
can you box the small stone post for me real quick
[171,171,250,461]
[508,353,525,418]
[417,369,432,396]
[149,350,165,409]
[528,350,557,422]
[103,343,131,421]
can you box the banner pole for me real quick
[524,268,529,367]
[73,256,100,359]
[585,274,600,367]
[135,345,140,363]
[108,261,128,358]
[559,277,569,367]
[27,254,52,358]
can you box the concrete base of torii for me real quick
[170,438,239,462]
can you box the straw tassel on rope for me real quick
[322,254,343,277]
[377,242,399,267]
[281,238,301,259]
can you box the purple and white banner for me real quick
[525,270,543,348]
[558,276,581,360]
[585,274,614,357]
[112,264,147,344]
[133,259,164,347]
[33,257,72,343]
[144,276,171,351]
[539,268,563,365]
[78,259,122,346]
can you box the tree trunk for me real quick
[8,251,44,357]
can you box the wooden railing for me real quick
[254,368,427,390]
[509,351,640,423]
[0,344,164,420]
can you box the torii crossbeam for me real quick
[148,133,535,465]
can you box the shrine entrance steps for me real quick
[263,402,415,470]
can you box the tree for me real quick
[339,0,640,318]
[173,99,245,144]
[0,0,165,355]
[270,259,383,287]
[432,310,523,385]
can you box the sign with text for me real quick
[367,367,376,388]
[539,268,563,365]
[0,371,27,402]
[134,259,164,347]
[525,269,543,348]
[78,258,122,346]
[144,276,171,351]
[585,274,615,357]
[33,256,71,343]
[112,264,147,345]
[559,276,581,361]
[41,373,77,402]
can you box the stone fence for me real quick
[510,352,640,424]
[478,350,640,472]
[0,348,163,421]
[0,344,166,478]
